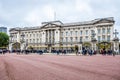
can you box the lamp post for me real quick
[113,29,119,54]
[91,30,97,51]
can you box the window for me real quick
[40,38,42,43]
[66,37,68,42]
[86,36,88,39]
[66,32,68,36]
[107,28,110,34]
[37,39,39,43]
[80,31,82,35]
[75,37,78,42]
[26,39,28,42]
[64,38,66,42]
[102,28,105,34]
[86,30,88,35]
[30,34,31,37]
[61,32,63,36]
[27,34,28,37]
[33,39,35,43]
[107,36,110,41]
[91,30,94,34]
[33,34,35,37]
[80,37,82,42]
[61,38,63,42]
[75,31,78,36]
[70,31,72,36]
[98,36,101,42]
[97,29,101,34]
[30,39,31,43]
[70,37,73,42]
[102,35,105,41]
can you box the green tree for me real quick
[0,32,9,47]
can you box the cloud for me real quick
[0,0,120,30]
[24,5,55,26]
[75,0,92,13]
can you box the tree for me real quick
[0,32,9,48]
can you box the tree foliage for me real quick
[0,32,9,47]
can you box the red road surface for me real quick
[0,54,120,80]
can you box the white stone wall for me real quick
[9,18,115,51]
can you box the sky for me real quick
[0,0,120,36]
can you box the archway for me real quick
[82,42,92,49]
[12,42,20,50]
[97,41,111,50]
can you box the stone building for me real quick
[9,17,115,52]
[0,27,7,33]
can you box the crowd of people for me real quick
[0,49,8,54]
[77,48,116,56]
[0,48,118,56]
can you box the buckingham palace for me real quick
[9,17,119,53]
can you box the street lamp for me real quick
[91,30,97,50]
[113,29,119,54]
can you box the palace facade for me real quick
[9,17,115,52]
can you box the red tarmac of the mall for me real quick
[0,53,120,80]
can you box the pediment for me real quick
[94,19,114,24]
[41,20,63,28]
[9,28,17,32]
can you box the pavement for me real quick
[0,53,120,80]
